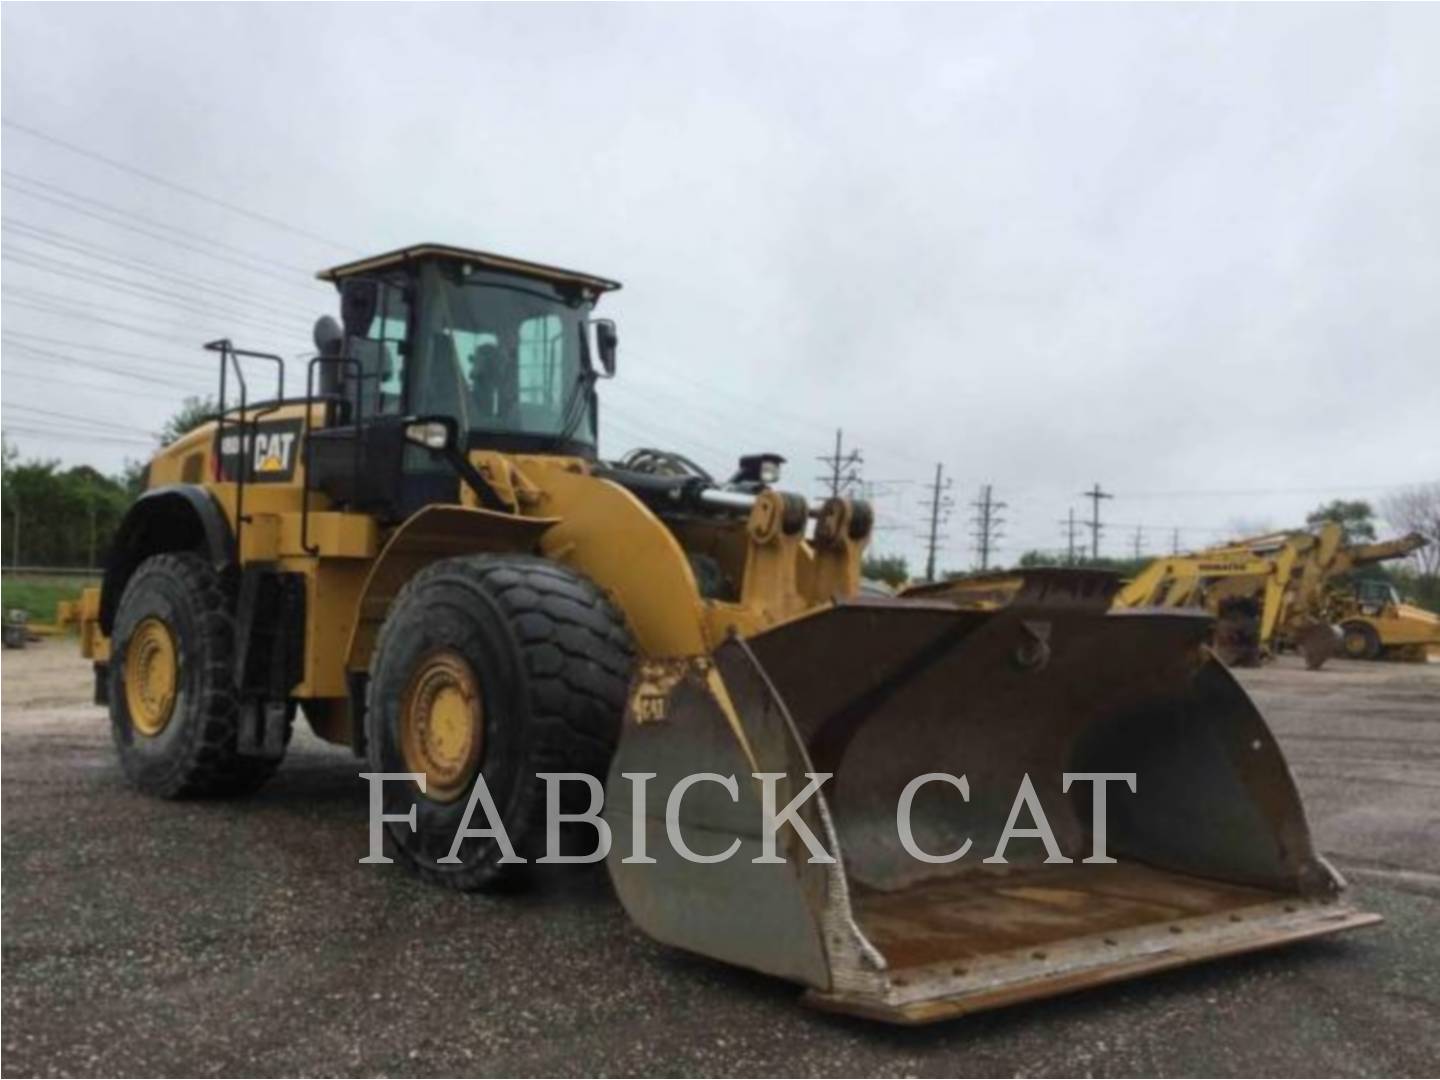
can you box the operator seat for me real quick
[469,342,518,431]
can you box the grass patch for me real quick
[1,574,99,623]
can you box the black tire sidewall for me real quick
[109,556,229,795]
[1342,621,1380,660]
[366,569,532,881]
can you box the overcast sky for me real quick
[2,3,1436,572]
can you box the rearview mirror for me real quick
[592,318,618,377]
[340,278,380,338]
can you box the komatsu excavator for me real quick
[1114,524,1434,668]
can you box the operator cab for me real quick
[1354,578,1399,616]
[306,244,620,521]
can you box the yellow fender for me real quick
[343,505,559,674]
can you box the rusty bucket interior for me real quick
[605,575,1379,1023]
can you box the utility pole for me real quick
[1171,527,1181,555]
[816,428,863,499]
[969,484,1006,571]
[1080,482,1113,561]
[921,463,953,582]
[1059,508,1080,565]
[1132,525,1144,560]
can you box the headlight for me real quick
[404,420,453,451]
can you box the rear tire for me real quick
[366,555,634,891]
[109,552,285,798]
[1341,621,1382,661]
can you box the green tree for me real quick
[1306,499,1377,544]
[861,553,910,587]
[160,395,218,447]
[2,436,19,566]
[1018,549,1061,568]
[0,441,134,568]
[120,458,149,500]
[1015,549,1149,576]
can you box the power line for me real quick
[3,289,292,362]
[1,422,155,448]
[601,399,747,468]
[4,126,927,475]
[3,363,199,397]
[3,402,159,436]
[2,117,356,254]
[2,155,927,480]
[2,330,212,370]
[3,250,310,338]
[1118,482,1435,499]
[2,295,248,348]
[605,374,817,472]
[2,170,314,275]
[2,219,322,314]
[625,364,937,471]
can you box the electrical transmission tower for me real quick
[816,428,864,498]
[1080,482,1113,561]
[1059,507,1080,565]
[969,484,1006,570]
[921,463,954,582]
[1171,527,1181,555]
[1131,525,1144,560]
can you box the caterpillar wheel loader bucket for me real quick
[605,571,1378,1024]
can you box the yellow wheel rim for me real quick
[125,616,179,737]
[400,650,484,803]
[1343,629,1369,658]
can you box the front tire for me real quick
[1341,621,1383,661]
[109,552,284,797]
[366,555,634,891]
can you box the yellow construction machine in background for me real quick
[1329,576,1440,661]
[1113,524,1435,668]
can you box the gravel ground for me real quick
[2,643,1437,1077]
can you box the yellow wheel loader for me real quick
[78,244,1376,1023]
[1331,579,1440,662]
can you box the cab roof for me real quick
[315,243,622,294]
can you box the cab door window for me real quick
[349,284,408,416]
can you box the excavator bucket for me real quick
[1295,621,1342,670]
[604,570,1378,1024]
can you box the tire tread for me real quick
[367,554,634,889]
[113,552,284,798]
